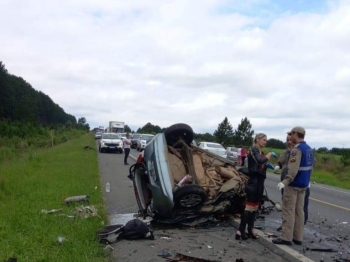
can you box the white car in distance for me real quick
[137,134,155,151]
[198,142,227,158]
[99,133,123,153]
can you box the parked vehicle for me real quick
[226,146,239,163]
[198,142,226,158]
[131,133,142,149]
[136,134,155,151]
[99,133,123,153]
[109,121,124,133]
[129,123,247,224]
[95,132,103,139]
[120,133,127,140]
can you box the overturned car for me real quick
[129,123,248,224]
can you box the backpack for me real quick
[97,219,154,244]
[122,219,154,240]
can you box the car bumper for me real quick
[101,145,123,151]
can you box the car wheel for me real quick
[164,123,194,147]
[173,185,207,209]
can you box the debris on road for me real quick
[165,252,220,261]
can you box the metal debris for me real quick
[165,252,220,261]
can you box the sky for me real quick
[1,0,350,149]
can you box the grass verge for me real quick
[0,133,109,262]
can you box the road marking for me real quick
[310,197,350,212]
[312,184,350,195]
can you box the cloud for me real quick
[1,0,349,149]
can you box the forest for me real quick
[0,61,88,162]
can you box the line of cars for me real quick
[95,131,155,153]
[196,141,239,164]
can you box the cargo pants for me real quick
[281,185,306,242]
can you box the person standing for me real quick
[235,133,277,240]
[273,126,314,246]
[241,146,247,166]
[123,133,132,165]
[275,134,295,231]
[237,147,242,166]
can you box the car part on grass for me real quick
[64,195,90,205]
[41,208,63,214]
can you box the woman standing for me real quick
[236,133,276,240]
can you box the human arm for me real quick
[281,147,302,185]
[251,147,269,164]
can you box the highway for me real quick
[129,149,350,261]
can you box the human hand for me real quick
[274,166,280,171]
[271,152,277,158]
[266,163,275,170]
[277,182,285,190]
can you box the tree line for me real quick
[0,62,77,128]
[130,118,348,154]
[0,61,90,138]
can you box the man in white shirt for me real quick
[123,133,132,165]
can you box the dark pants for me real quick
[241,156,246,166]
[124,148,130,164]
[304,187,310,225]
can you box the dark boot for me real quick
[236,211,249,240]
[248,211,259,239]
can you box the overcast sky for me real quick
[1,0,349,149]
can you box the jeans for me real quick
[124,148,130,164]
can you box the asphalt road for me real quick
[258,173,350,262]
[99,147,350,261]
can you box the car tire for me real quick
[164,123,194,147]
[173,185,207,209]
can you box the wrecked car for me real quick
[129,123,248,223]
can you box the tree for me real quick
[124,124,131,133]
[213,117,233,145]
[232,117,254,146]
[78,117,86,125]
[194,132,215,142]
[267,138,285,149]
[77,117,89,132]
[137,122,162,134]
[317,147,328,154]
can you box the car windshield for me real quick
[206,143,224,149]
[102,134,120,139]
[142,135,154,141]
[230,147,238,152]
[132,134,141,139]
[96,132,102,135]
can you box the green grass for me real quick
[0,133,109,262]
